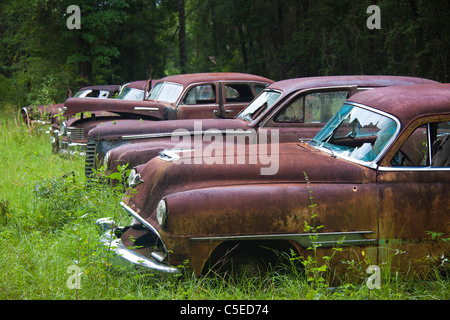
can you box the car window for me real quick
[75,89,100,98]
[237,90,281,121]
[183,84,216,104]
[224,84,254,103]
[149,82,183,103]
[274,90,349,123]
[99,90,110,98]
[392,121,450,167]
[275,94,304,122]
[254,84,266,95]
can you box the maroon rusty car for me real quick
[96,83,449,279]
[94,76,437,179]
[55,73,272,156]
[21,84,121,125]
[52,80,150,154]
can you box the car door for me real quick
[376,119,450,272]
[259,86,357,143]
[176,83,220,119]
[217,82,261,118]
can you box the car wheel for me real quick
[227,253,265,278]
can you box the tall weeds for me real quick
[0,108,448,300]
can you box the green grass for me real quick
[0,105,448,300]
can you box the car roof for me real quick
[154,72,274,86]
[348,83,450,126]
[266,75,438,96]
[79,84,121,91]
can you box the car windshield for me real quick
[148,82,183,104]
[310,103,399,164]
[236,90,281,121]
[117,87,144,100]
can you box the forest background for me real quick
[0,0,449,108]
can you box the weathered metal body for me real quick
[51,80,151,155]
[21,84,121,125]
[55,73,272,156]
[97,76,437,176]
[97,83,449,279]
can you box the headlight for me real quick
[156,199,168,226]
[60,123,67,136]
[102,151,110,170]
[127,168,144,187]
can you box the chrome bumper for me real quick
[95,216,180,275]
[51,130,86,155]
[60,140,87,155]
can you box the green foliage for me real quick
[2,0,449,110]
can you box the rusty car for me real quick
[53,73,272,156]
[91,76,438,178]
[96,83,449,279]
[21,84,121,126]
[51,80,151,154]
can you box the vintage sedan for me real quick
[55,73,272,156]
[95,76,437,178]
[51,80,151,155]
[21,84,121,125]
[97,83,449,279]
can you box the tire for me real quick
[226,253,265,278]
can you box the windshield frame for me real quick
[309,102,401,169]
[236,89,282,122]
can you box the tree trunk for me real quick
[178,0,187,73]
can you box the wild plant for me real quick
[297,171,344,297]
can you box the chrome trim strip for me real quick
[134,107,159,111]
[191,231,376,248]
[122,129,252,140]
[378,166,450,172]
[120,201,157,234]
[119,201,168,252]
[178,104,218,108]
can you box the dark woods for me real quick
[0,0,449,107]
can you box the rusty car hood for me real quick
[87,118,250,141]
[123,142,373,223]
[63,97,167,118]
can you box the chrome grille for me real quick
[67,127,84,140]
[85,140,98,176]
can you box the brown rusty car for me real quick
[54,73,272,156]
[96,83,449,279]
[21,84,121,125]
[94,76,437,178]
[52,80,151,154]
